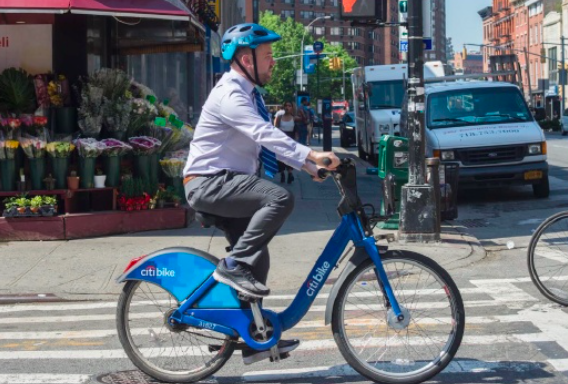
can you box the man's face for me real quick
[239,43,275,85]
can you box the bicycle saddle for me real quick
[194,211,226,228]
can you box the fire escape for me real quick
[186,0,220,32]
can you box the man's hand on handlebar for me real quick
[307,151,340,169]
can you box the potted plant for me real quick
[94,168,106,188]
[67,170,80,190]
[74,138,104,188]
[29,195,43,215]
[0,68,37,115]
[2,196,18,217]
[19,131,48,190]
[172,195,182,208]
[14,195,30,216]
[46,140,75,189]
[40,195,57,216]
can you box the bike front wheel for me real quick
[528,210,568,306]
[116,280,235,383]
[332,250,465,384]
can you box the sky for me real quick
[446,0,492,53]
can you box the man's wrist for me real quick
[307,150,317,162]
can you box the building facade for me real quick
[424,0,447,62]
[250,0,400,66]
[453,52,484,74]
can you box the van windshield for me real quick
[368,80,405,109]
[427,87,532,129]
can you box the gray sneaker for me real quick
[213,259,270,298]
[242,339,300,365]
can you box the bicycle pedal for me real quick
[269,352,290,363]
[237,292,259,302]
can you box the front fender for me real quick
[324,247,369,325]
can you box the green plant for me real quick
[30,195,43,209]
[3,196,18,209]
[69,170,78,177]
[96,167,104,176]
[0,68,36,114]
[14,196,30,208]
[42,196,57,206]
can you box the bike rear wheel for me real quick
[332,250,464,384]
[116,280,235,383]
[528,210,568,306]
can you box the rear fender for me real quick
[324,247,369,325]
[116,246,240,308]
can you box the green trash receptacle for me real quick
[377,135,409,229]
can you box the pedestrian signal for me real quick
[339,0,387,21]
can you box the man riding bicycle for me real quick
[183,23,340,363]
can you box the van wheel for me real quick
[533,176,550,198]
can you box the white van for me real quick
[352,61,446,162]
[424,81,549,198]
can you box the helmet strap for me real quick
[234,49,264,87]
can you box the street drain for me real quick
[96,370,161,384]
[454,219,490,228]
[97,371,218,384]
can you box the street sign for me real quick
[313,41,324,54]
[399,38,432,52]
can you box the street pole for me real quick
[342,57,346,102]
[316,54,320,102]
[299,16,331,93]
[562,36,565,115]
[524,47,532,107]
[398,0,439,242]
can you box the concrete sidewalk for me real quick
[0,152,485,302]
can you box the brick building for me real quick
[246,0,400,66]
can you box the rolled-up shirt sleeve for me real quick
[219,89,311,170]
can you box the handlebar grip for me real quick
[317,168,330,179]
[322,158,332,167]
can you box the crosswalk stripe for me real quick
[241,360,541,382]
[0,288,486,313]
[0,314,535,340]
[0,374,90,384]
[0,334,555,360]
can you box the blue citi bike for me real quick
[116,158,465,384]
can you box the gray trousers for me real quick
[185,171,295,284]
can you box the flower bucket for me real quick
[171,177,184,201]
[149,153,159,184]
[51,157,69,190]
[55,107,77,135]
[79,157,96,189]
[0,159,16,191]
[134,154,150,182]
[29,158,46,190]
[104,156,121,187]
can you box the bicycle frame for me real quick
[167,211,403,351]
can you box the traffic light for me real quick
[339,0,387,21]
[328,57,342,70]
[328,57,336,70]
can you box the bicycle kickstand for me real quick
[250,300,281,363]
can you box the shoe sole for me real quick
[212,271,268,299]
[242,343,300,365]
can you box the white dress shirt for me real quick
[184,70,311,176]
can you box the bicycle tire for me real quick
[527,210,568,306]
[116,280,235,383]
[331,250,465,384]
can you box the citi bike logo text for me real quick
[141,265,176,278]
[306,261,331,297]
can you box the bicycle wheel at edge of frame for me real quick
[331,249,465,384]
[527,210,568,306]
[116,280,236,383]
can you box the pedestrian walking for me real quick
[274,101,296,184]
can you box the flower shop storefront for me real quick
[0,2,207,240]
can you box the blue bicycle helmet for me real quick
[221,23,281,62]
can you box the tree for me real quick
[259,11,358,105]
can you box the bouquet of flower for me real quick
[100,138,132,157]
[20,132,47,158]
[46,141,75,158]
[47,75,70,107]
[77,83,104,137]
[162,121,193,153]
[127,98,158,138]
[159,157,185,178]
[21,115,48,135]
[89,68,132,102]
[102,96,131,139]
[158,102,177,120]
[130,81,157,101]
[128,136,161,155]
[0,132,19,160]
[74,138,105,158]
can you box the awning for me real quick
[0,0,204,27]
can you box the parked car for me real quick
[561,109,568,136]
[339,112,357,148]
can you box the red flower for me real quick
[33,116,48,127]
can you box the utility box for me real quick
[377,135,409,229]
